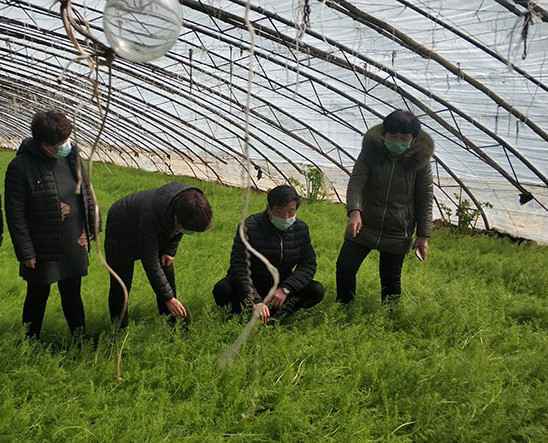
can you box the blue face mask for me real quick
[55,139,72,158]
[384,139,411,156]
[271,215,296,231]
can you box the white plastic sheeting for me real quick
[0,1,547,242]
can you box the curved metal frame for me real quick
[0,0,547,234]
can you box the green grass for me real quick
[0,149,546,442]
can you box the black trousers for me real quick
[23,277,85,338]
[213,277,325,315]
[107,257,177,328]
[336,239,405,303]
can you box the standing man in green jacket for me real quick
[336,110,434,305]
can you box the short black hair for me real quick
[31,110,72,146]
[174,189,212,231]
[267,185,300,209]
[383,110,421,137]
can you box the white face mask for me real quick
[54,139,72,158]
[271,215,296,231]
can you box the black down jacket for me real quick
[105,182,200,301]
[228,211,317,305]
[4,138,97,262]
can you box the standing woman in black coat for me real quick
[4,111,97,338]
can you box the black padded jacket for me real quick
[227,211,317,305]
[4,138,97,262]
[105,182,200,301]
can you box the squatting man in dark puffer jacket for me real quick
[105,183,213,327]
[213,185,325,324]
[336,110,434,306]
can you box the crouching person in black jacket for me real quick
[105,183,212,327]
[213,185,324,324]
[4,111,97,338]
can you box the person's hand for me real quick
[161,254,174,267]
[165,298,188,319]
[78,231,88,249]
[266,288,287,309]
[23,257,37,269]
[415,237,429,261]
[60,202,71,221]
[347,210,362,238]
[253,302,270,324]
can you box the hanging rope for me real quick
[218,0,280,369]
[521,11,532,60]
[293,0,311,95]
[58,0,129,382]
[296,0,311,42]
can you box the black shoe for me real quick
[382,294,401,318]
[382,293,401,305]
[70,326,85,346]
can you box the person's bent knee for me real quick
[213,277,233,307]
[382,286,401,298]
[309,280,325,304]
[299,280,325,309]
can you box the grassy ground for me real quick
[0,149,546,442]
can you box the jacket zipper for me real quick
[50,165,63,224]
[375,159,396,248]
[279,234,284,264]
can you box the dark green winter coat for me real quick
[346,124,434,254]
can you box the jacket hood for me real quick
[17,137,41,157]
[153,182,202,230]
[365,124,434,170]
